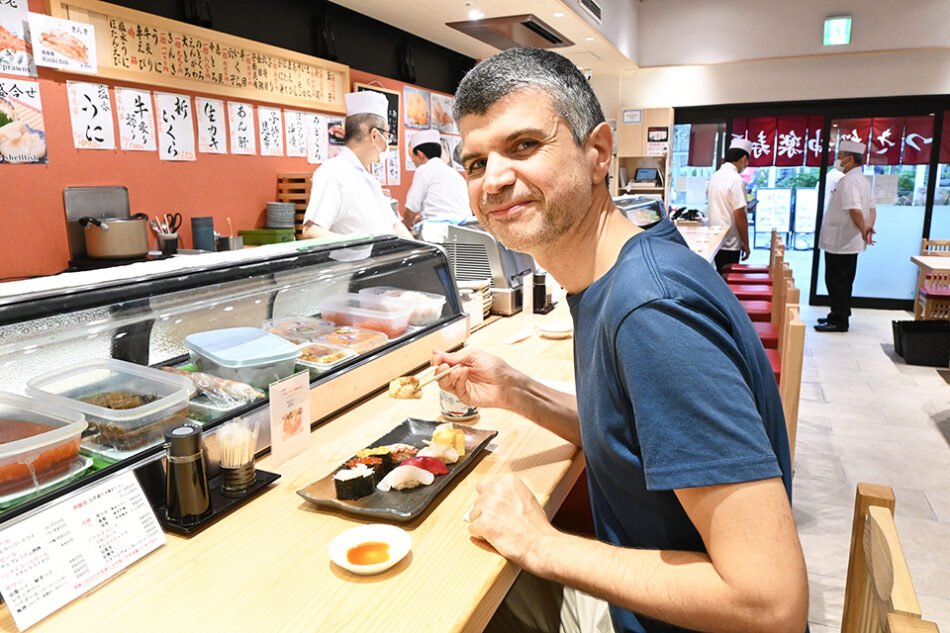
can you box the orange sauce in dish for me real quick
[346,541,391,566]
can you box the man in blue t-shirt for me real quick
[433,48,808,633]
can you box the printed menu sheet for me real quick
[269,370,310,466]
[0,471,165,631]
[0,0,35,76]
[66,80,115,150]
[28,12,97,74]
[227,100,255,155]
[155,91,195,161]
[115,86,156,151]
[0,77,47,164]
[196,96,225,154]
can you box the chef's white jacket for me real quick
[405,158,472,223]
[304,146,399,235]
[818,167,871,255]
[706,162,747,251]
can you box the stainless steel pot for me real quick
[78,213,150,259]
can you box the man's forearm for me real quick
[733,207,750,251]
[301,222,337,239]
[506,376,582,446]
[848,208,867,234]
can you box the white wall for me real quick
[620,48,950,108]
[563,0,638,64]
[589,73,622,122]
[636,0,950,67]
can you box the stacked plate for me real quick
[457,279,493,317]
[266,202,295,228]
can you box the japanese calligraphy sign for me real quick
[688,123,718,167]
[746,117,776,167]
[868,117,904,165]
[371,158,385,184]
[66,81,115,150]
[28,12,97,74]
[902,116,933,165]
[115,86,156,151]
[227,100,255,155]
[731,117,747,143]
[805,115,824,167]
[0,471,164,631]
[196,96,225,154]
[774,116,807,167]
[257,106,283,156]
[387,146,401,185]
[0,78,46,164]
[0,0,36,76]
[306,112,327,164]
[47,0,347,112]
[284,109,307,157]
[832,118,871,155]
[155,91,195,161]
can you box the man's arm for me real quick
[301,221,338,239]
[403,208,421,229]
[848,207,868,237]
[392,220,413,239]
[864,205,876,245]
[732,205,751,260]
[468,475,808,633]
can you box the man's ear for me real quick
[586,122,613,186]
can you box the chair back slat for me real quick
[779,305,804,465]
[886,614,940,633]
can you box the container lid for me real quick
[184,327,301,368]
[0,391,87,458]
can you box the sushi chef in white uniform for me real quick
[302,91,412,239]
[403,129,473,229]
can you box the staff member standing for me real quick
[403,129,472,229]
[815,139,873,333]
[302,91,412,239]
[706,138,752,272]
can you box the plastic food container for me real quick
[0,392,87,496]
[310,326,389,354]
[261,316,334,343]
[358,287,446,326]
[26,359,193,453]
[184,327,302,390]
[320,293,413,338]
[296,343,357,373]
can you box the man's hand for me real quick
[432,347,523,411]
[740,244,751,261]
[467,474,557,568]
[864,225,876,245]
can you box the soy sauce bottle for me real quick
[164,423,211,525]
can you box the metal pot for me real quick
[78,213,150,259]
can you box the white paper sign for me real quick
[306,113,327,164]
[257,106,283,156]
[155,92,195,161]
[114,87,156,151]
[794,188,818,233]
[0,472,165,631]
[621,109,641,124]
[873,173,899,205]
[371,158,385,184]
[66,81,115,150]
[387,146,401,185]
[755,187,792,233]
[284,109,307,157]
[195,96,225,154]
[227,101,255,155]
[0,1,36,76]
[404,130,419,172]
[685,176,707,205]
[28,12,97,74]
[430,92,458,134]
[0,78,47,164]
[268,370,311,466]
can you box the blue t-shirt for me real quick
[566,218,793,633]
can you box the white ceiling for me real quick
[329,0,638,76]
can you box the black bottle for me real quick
[164,423,211,525]
[533,272,547,313]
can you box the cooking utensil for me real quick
[78,212,150,259]
[165,212,182,234]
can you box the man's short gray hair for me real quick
[453,48,605,146]
[344,113,386,143]
[845,151,865,166]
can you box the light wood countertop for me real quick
[0,306,581,633]
[674,223,727,263]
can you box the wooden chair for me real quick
[841,483,921,633]
[914,239,950,320]
[730,248,785,300]
[724,229,782,274]
[725,243,784,286]
[886,614,940,633]
[778,305,804,466]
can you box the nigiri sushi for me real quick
[387,443,419,464]
[418,442,459,464]
[376,464,434,491]
[401,455,449,475]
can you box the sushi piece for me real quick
[432,423,466,456]
[376,465,434,492]
[388,376,421,399]
[387,443,419,464]
[356,446,395,474]
[345,456,384,484]
[401,456,449,475]
[418,441,459,464]
[333,464,375,500]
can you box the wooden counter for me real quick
[674,223,727,263]
[0,307,582,633]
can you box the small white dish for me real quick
[328,523,411,575]
[540,322,573,340]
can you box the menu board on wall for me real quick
[48,0,348,113]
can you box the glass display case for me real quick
[0,237,467,524]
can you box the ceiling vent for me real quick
[446,14,574,50]
[578,0,603,24]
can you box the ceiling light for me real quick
[468,8,484,19]
[585,36,595,41]
[553,12,565,18]
[823,16,852,46]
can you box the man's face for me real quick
[458,90,593,254]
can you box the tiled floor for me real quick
[792,302,950,631]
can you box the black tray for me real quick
[297,418,497,521]
[157,468,280,535]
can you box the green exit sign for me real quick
[823,16,852,46]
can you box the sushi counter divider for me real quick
[0,304,582,633]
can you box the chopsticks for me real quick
[415,364,460,390]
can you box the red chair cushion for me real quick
[764,348,781,384]
[724,273,773,285]
[753,321,779,349]
[739,300,772,322]
[919,286,950,297]
[723,264,769,274]
[729,284,773,300]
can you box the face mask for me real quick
[373,130,389,162]
[835,157,848,170]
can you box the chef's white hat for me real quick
[410,129,440,150]
[837,139,866,154]
[344,91,388,119]
[729,137,753,154]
